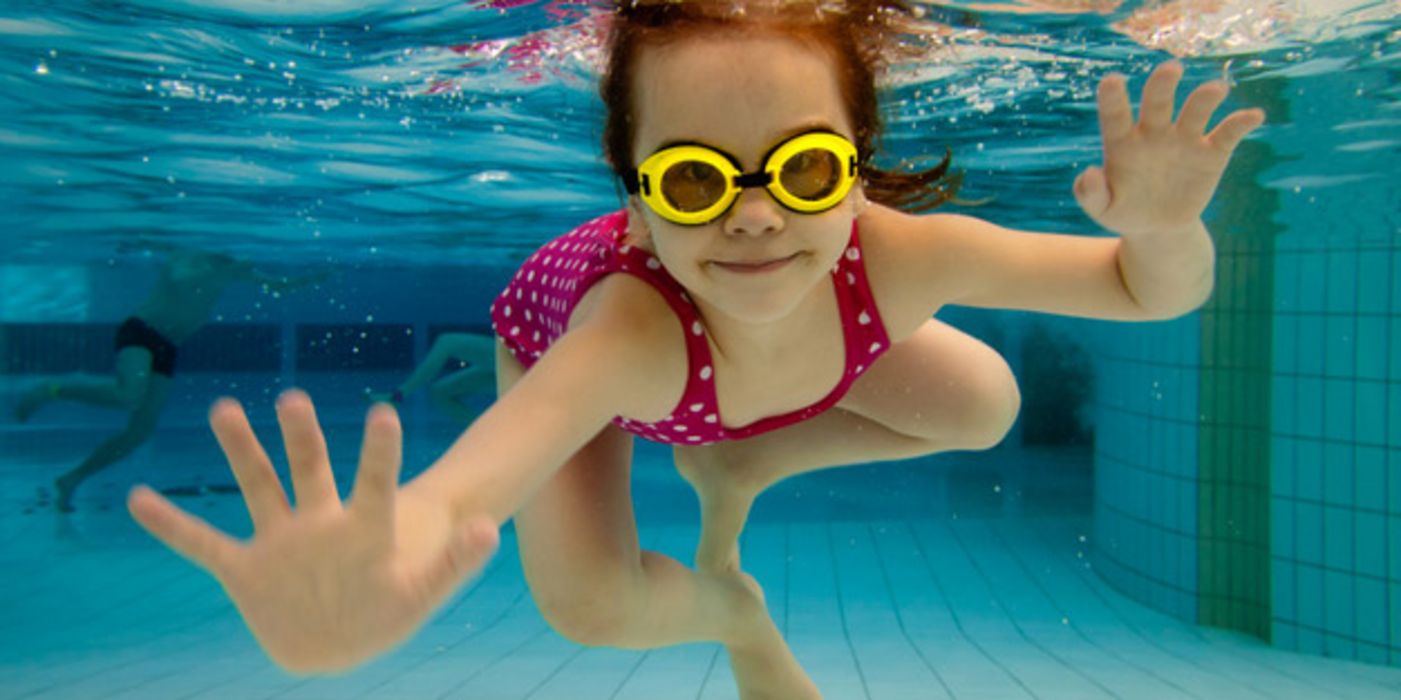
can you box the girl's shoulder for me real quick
[856,204,971,339]
[566,270,691,422]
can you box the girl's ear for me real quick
[851,182,871,217]
[626,197,654,246]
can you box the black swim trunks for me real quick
[114,317,178,377]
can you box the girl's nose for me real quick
[722,187,784,237]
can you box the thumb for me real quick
[1073,166,1110,221]
[417,516,500,607]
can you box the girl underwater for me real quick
[127,1,1266,697]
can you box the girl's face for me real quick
[628,32,866,326]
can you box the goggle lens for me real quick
[661,161,728,213]
[778,148,841,201]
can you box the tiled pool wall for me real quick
[1089,73,1399,668]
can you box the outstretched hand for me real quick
[128,390,499,673]
[1074,61,1266,237]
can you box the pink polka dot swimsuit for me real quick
[490,209,891,445]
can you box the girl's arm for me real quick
[404,272,687,526]
[865,61,1264,329]
[125,274,685,673]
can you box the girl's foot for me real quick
[722,572,820,700]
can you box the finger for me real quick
[349,403,403,523]
[128,485,242,580]
[1175,80,1228,136]
[276,389,340,511]
[1139,61,1184,132]
[1097,73,1133,144]
[1206,108,1266,153]
[209,398,291,531]
[1073,166,1110,220]
[415,516,500,610]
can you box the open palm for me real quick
[128,390,499,673]
[1074,61,1266,237]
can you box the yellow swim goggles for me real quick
[622,130,860,226]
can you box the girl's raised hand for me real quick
[1073,61,1266,238]
[127,389,499,673]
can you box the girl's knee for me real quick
[532,578,638,647]
[959,360,1021,450]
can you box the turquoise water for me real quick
[2,1,1400,698]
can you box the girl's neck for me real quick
[694,277,835,365]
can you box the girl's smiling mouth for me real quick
[709,251,804,274]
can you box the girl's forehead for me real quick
[630,33,853,158]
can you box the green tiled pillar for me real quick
[1196,77,1286,640]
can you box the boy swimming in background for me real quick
[366,332,497,424]
[15,248,324,512]
[126,2,1265,697]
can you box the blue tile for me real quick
[1274,314,1298,372]
[1180,482,1197,539]
[1272,558,1296,620]
[1355,383,1387,446]
[1272,497,1295,555]
[1182,366,1198,417]
[1323,443,1355,506]
[1295,439,1324,501]
[1356,578,1387,645]
[1392,320,1401,378]
[1272,437,1295,498]
[1323,506,1354,572]
[1392,248,1401,313]
[1323,380,1354,444]
[1300,254,1327,315]
[1325,316,1356,379]
[1355,447,1385,512]
[1356,512,1385,579]
[1296,378,1324,439]
[1355,318,1387,381]
[1327,250,1358,312]
[1390,451,1401,515]
[1273,620,1298,651]
[1297,316,1326,377]
[1180,529,1196,590]
[1357,251,1389,315]
[1325,569,1356,638]
[1393,584,1401,662]
[1324,632,1358,660]
[1357,641,1390,666]
[1273,379,1297,436]
[1296,623,1325,655]
[1390,517,1401,589]
[1275,253,1301,312]
[1296,502,1323,566]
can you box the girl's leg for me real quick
[497,345,818,699]
[676,318,1020,572]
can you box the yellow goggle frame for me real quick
[623,130,860,226]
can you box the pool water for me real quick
[2,1,1400,698]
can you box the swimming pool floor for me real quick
[2,424,1400,699]
[4,512,1401,699]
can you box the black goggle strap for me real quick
[622,169,643,195]
[621,166,772,197]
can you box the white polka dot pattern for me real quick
[489,210,891,446]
